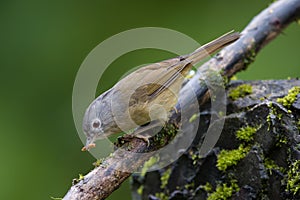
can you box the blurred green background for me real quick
[0,0,299,199]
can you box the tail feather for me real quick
[187,30,240,64]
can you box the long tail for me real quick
[186,30,240,64]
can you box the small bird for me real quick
[81,31,240,151]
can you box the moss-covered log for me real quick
[131,79,300,200]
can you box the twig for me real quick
[63,0,300,199]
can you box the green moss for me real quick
[191,154,200,165]
[287,160,300,195]
[259,97,265,101]
[166,124,177,136]
[154,124,177,146]
[184,182,195,190]
[160,168,172,189]
[204,69,226,89]
[217,145,250,171]
[277,86,300,108]
[264,158,285,174]
[266,102,284,131]
[190,150,202,165]
[276,135,288,147]
[207,180,239,200]
[78,174,84,180]
[191,153,198,161]
[229,84,252,101]
[230,75,238,81]
[223,75,229,86]
[72,174,85,185]
[155,192,168,200]
[93,158,104,167]
[243,47,256,66]
[236,125,258,142]
[189,113,199,123]
[201,182,213,193]
[141,156,159,177]
[137,185,144,195]
[218,111,225,117]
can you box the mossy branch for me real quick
[63,0,300,199]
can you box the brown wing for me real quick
[145,58,192,99]
[114,56,190,98]
[115,31,240,101]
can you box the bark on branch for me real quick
[63,0,300,199]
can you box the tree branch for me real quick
[63,0,300,199]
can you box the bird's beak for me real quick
[81,138,96,151]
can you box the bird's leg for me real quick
[132,120,165,146]
[120,129,152,147]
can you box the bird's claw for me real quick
[135,134,151,147]
[122,133,151,147]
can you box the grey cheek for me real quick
[82,122,90,133]
[86,131,95,139]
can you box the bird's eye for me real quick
[92,120,101,128]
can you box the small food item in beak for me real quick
[81,143,96,151]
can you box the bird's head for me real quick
[81,100,104,151]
